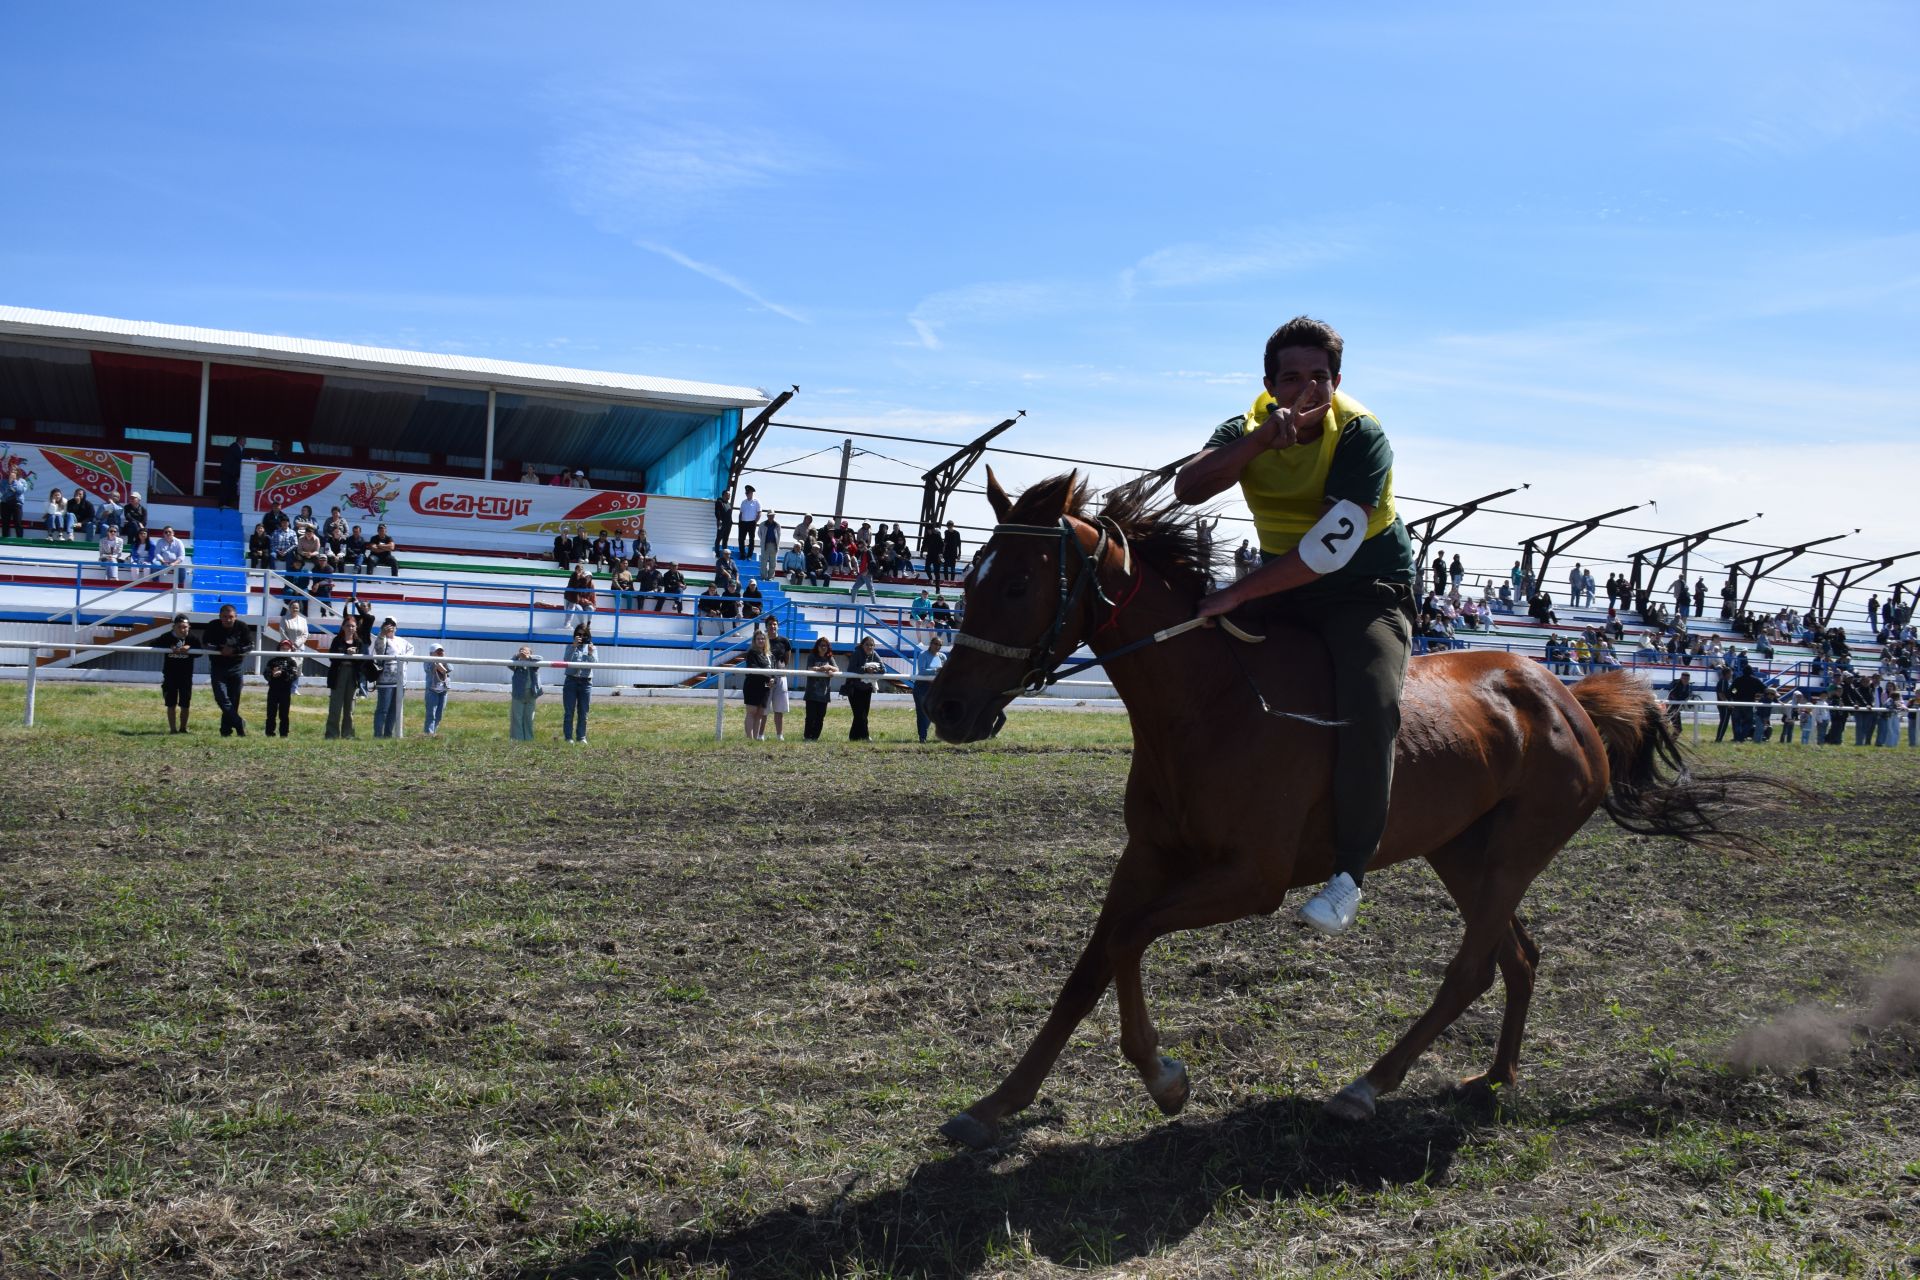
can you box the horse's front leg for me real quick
[939,845,1158,1150]
[1108,857,1284,1120]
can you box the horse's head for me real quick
[930,468,1117,742]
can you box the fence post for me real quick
[24,646,38,727]
[1690,701,1700,745]
[714,668,725,741]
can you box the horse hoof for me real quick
[939,1112,998,1150]
[1323,1075,1378,1122]
[1148,1056,1190,1116]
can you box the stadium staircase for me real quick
[189,507,249,614]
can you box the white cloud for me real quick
[638,242,808,324]
[1126,229,1354,291]
[905,280,1085,350]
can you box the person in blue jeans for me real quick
[913,635,947,742]
[422,645,451,736]
[371,618,412,739]
[562,624,596,743]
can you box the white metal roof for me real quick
[0,304,770,412]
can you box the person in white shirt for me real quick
[736,486,761,559]
[44,489,70,541]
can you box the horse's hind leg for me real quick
[1459,916,1539,1097]
[1326,823,1549,1121]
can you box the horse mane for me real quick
[1005,472,1218,602]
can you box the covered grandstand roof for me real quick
[0,304,770,411]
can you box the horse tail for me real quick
[1569,670,1800,850]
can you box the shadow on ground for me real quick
[519,1093,1470,1280]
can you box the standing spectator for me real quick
[802,636,838,740]
[42,488,70,540]
[1234,540,1257,581]
[1665,671,1692,732]
[366,524,400,576]
[1432,552,1448,598]
[509,645,543,741]
[740,626,773,741]
[849,542,877,603]
[942,520,962,584]
[264,640,300,738]
[764,615,793,740]
[325,615,369,739]
[843,635,883,740]
[0,460,27,539]
[737,486,761,559]
[1671,574,1690,619]
[371,618,413,739]
[98,526,126,580]
[712,493,731,556]
[201,602,253,737]
[1693,577,1707,620]
[1449,553,1465,593]
[561,624,596,743]
[759,509,781,577]
[153,613,198,733]
[422,645,451,736]
[914,635,947,743]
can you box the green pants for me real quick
[1246,577,1414,885]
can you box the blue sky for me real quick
[4,2,1917,605]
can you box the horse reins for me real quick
[951,517,1320,720]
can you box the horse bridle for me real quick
[950,516,1129,696]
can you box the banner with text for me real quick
[0,443,154,505]
[243,463,719,564]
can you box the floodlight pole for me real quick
[725,386,797,501]
[1810,551,1920,630]
[918,412,1023,561]
[1517,504,1641,600]
[1405,485,1526,571]
[1723,531,1855,618]
[1625,517,1754,615]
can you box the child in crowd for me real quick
[264,640,300,737]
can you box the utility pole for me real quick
[832,439,852,525]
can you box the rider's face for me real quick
[1263,346,1340,433]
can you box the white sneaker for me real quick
[1300,873,1362,936]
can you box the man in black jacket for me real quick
[200,603,253,737]
[942,521,962,584]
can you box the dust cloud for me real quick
[1725,953,1920,1074]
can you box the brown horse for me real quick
[928,470,1766,1149]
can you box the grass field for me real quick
[2,682,1917,1279]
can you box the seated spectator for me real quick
[68,489,94,541]
[1528,592,1558,626]
[568,469,590,489]
[94,493,122,542]
[122,492,149,543]
[342,525,369,574]
[553,532,573,569]
[98,525,126,580]
[567,524,591,566]
[607,534,628,564]
[151,525,187,579]
[659,563,685,613]
[610,560,635,611]
[562,564,596,630]
[323,508,349,550]
[269,521,297,568]
[931,592,954,638]
[697,582,725,634]
[248,521,273,569]
[589,535,612,568]
[365,524,400,576]
[632,527,652,559]
[804,538,830,587]
[783,542,806,584]
[742,577,762,620]
[43,488,70,541]
[635,557,661,605]
[292,523,324,571]
[520,462,542,485]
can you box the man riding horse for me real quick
[1174,316,1415,937]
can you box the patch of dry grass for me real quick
[1,683,1917,1278]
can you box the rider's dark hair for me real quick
[1263,316,1344,381]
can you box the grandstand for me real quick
[3,305,1913,712]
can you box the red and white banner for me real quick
[0,442,154,505]
[242,462,718,563]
